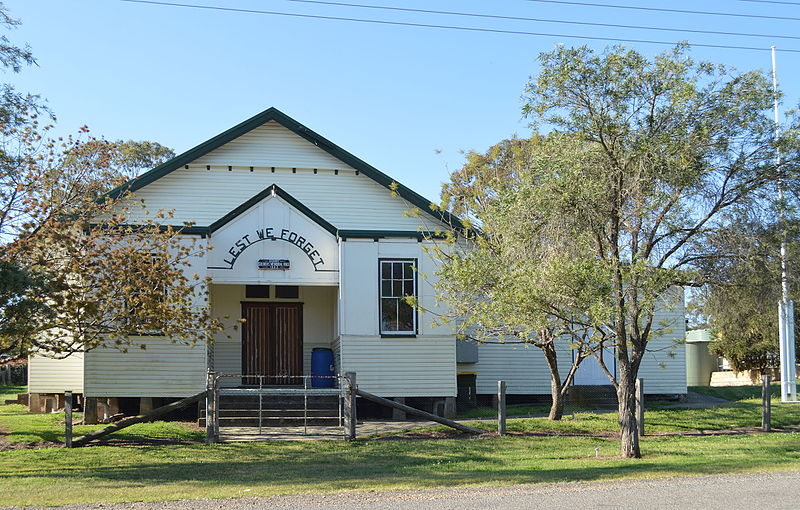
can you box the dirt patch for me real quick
[375,428,620,440]
[0,428,62,451]
[374,426,800,441]
[0,433,202,450]
[83,437,202,448]
[0,422,204,450]
[646,426,800,437]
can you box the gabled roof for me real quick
[208,184,337,236]
[107,107,463,230]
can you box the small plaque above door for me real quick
[258,259,290,270]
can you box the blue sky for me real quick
[6,0,800,202]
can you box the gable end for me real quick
[106,107,463,230]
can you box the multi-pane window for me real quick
[380,259,417,335]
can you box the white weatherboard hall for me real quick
[27,108,687,415]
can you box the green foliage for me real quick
[696,220,800,372]
[73,139,175,181]
[431,134,615,420]
[112,140,175,178]
[434,43,798,456]
[0,261,54,352]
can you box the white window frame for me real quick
[379,258,418,336]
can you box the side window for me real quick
[379,259,417,335]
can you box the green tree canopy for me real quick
[433,43,799,458]
[695,218,800,373]
[435,134,612,420]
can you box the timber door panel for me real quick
[242,303,303,385]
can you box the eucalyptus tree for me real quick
[518,44,798,457]
[430,135,612,420]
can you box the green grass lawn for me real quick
[0,386,202,444]
[457,404,552,419]
[689,384,781,401]
[0,433,799,506]
[0,384,25,404]
[1,384,800,507]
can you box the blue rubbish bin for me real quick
[311,347,335,388]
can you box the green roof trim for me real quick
[106,107,463,230]
[208,184,338,236]
[338,230,447,240]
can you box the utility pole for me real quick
[772,46,797,403]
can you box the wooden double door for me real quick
[242,302,303,385]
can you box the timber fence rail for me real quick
[355,388,486,435]
[71,391,207,447]
[454,379,650,435]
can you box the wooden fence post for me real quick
[635,378,644,437]
[497,380,507,436]
[205,372,216,445]
[84,397,98,425]
[64,391,73,448]
[762,374,772,432]
[345,371,357,441]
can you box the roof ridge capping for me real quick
[105,107,465,231]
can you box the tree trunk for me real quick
[617,365,641,458]
[542,341,564,420]
[549,383,565,420]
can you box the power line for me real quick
[739,0,800,5]
[524,0,800,22]
[286,0,800,41]
[119,0,800,52]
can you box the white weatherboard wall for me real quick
[467,342,574,396]
[84,339,206,398]
[210,284,337,379]
[83,237,210,398]
[466,289,688,396]
[338,239,457,397]
[195,121,356,170]
[637,289,687,395]
[122,123,445,232]
[28,353,84,394]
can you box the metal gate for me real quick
[204,373,355,442]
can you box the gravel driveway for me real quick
[21,469,800,510]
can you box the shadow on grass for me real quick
[1,437,798,492]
